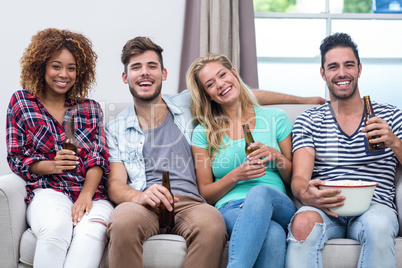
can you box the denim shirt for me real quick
[106,90,194,191]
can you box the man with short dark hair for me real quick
[286,32,402,268]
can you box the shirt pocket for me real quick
[75,128,95,153]
[120,148,139,164]
[28,126,57,154]
[364,136,385,156]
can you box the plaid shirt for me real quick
[7,90,109,203]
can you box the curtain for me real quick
[200,0,240,71]
[178,0,201,92]
[238,0,259,89]
[178,0,258,92]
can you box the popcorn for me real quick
[322,180,376,187]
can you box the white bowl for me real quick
[319,180,377,216]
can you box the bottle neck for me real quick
[65,119,75,138]
[162,171,171,190]
[243,128,255,145]
[364,97,375,117]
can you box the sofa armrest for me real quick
[0,172,28,267]
[394,163,402,236]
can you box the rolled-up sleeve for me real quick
[6,96,46,181]
[82,104,110,178]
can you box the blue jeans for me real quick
[219,185,297,268]
[286,202,399,268]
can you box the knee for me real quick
[268,221,286,244]
[74,218,109,243]
[364,219,397,242]
[190,207,227,242]
[290,211,323,241]
[203,212,226,236]
[248,185,271,199]
[245,185,275,207]
[38,219,73,242]
[107,203,150,240]
[36,224,73,250]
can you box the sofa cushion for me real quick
[143,235,187,267]
[19,229,191,268]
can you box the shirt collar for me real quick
[124,94,183,131]
[26,90,78,107]
[162,94,183,116]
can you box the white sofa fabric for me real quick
[1,103,402,268]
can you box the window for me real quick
[254,0,402,108]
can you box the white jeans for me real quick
[27,188,114,268]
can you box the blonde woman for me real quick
[187,53,296,268]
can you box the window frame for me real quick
[254,11,402,63]
[254,1,402,102]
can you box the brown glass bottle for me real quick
[363,95,385,151]
[242,124,259,155]
[159,171,175,233]
[63,116,78,173]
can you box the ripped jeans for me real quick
[285,203,398,268]
[27,188,114,268]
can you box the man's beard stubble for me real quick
[129,82,163,103]
[328,81,358,100]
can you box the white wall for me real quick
[0,0,186,175]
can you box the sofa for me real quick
[1,103,402,268]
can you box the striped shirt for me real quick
[292,101,402,211]
[7,90,109,203]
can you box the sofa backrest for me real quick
[261,104,318,124]
[103,102,132,124]
[103,102,319,125]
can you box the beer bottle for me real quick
[242,124,259,155]
[159,171,175,233]
[63,115,78,173]
[363,95,385,151]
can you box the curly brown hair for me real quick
[20,28,97,101]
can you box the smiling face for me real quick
[321,46,362,100]
[44,48,77,98]
[198,61,240,107]
[122,50,167,103]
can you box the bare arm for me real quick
[106,162,177,210]
[72,166,103,225]
[252,89,326,105]
[192,146,266,205]
[292,147,344,217]
[192,146,237,204]
[106,162,142,205]
[28,149,78,175]
[247,134,293,184]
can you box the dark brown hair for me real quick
[121,36,164,73]
[320,32,360,70]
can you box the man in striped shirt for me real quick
[286,33,402,268]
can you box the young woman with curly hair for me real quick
[6,28,113,267]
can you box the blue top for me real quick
[192,106,293,209]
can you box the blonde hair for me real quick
[186,53,259,160]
